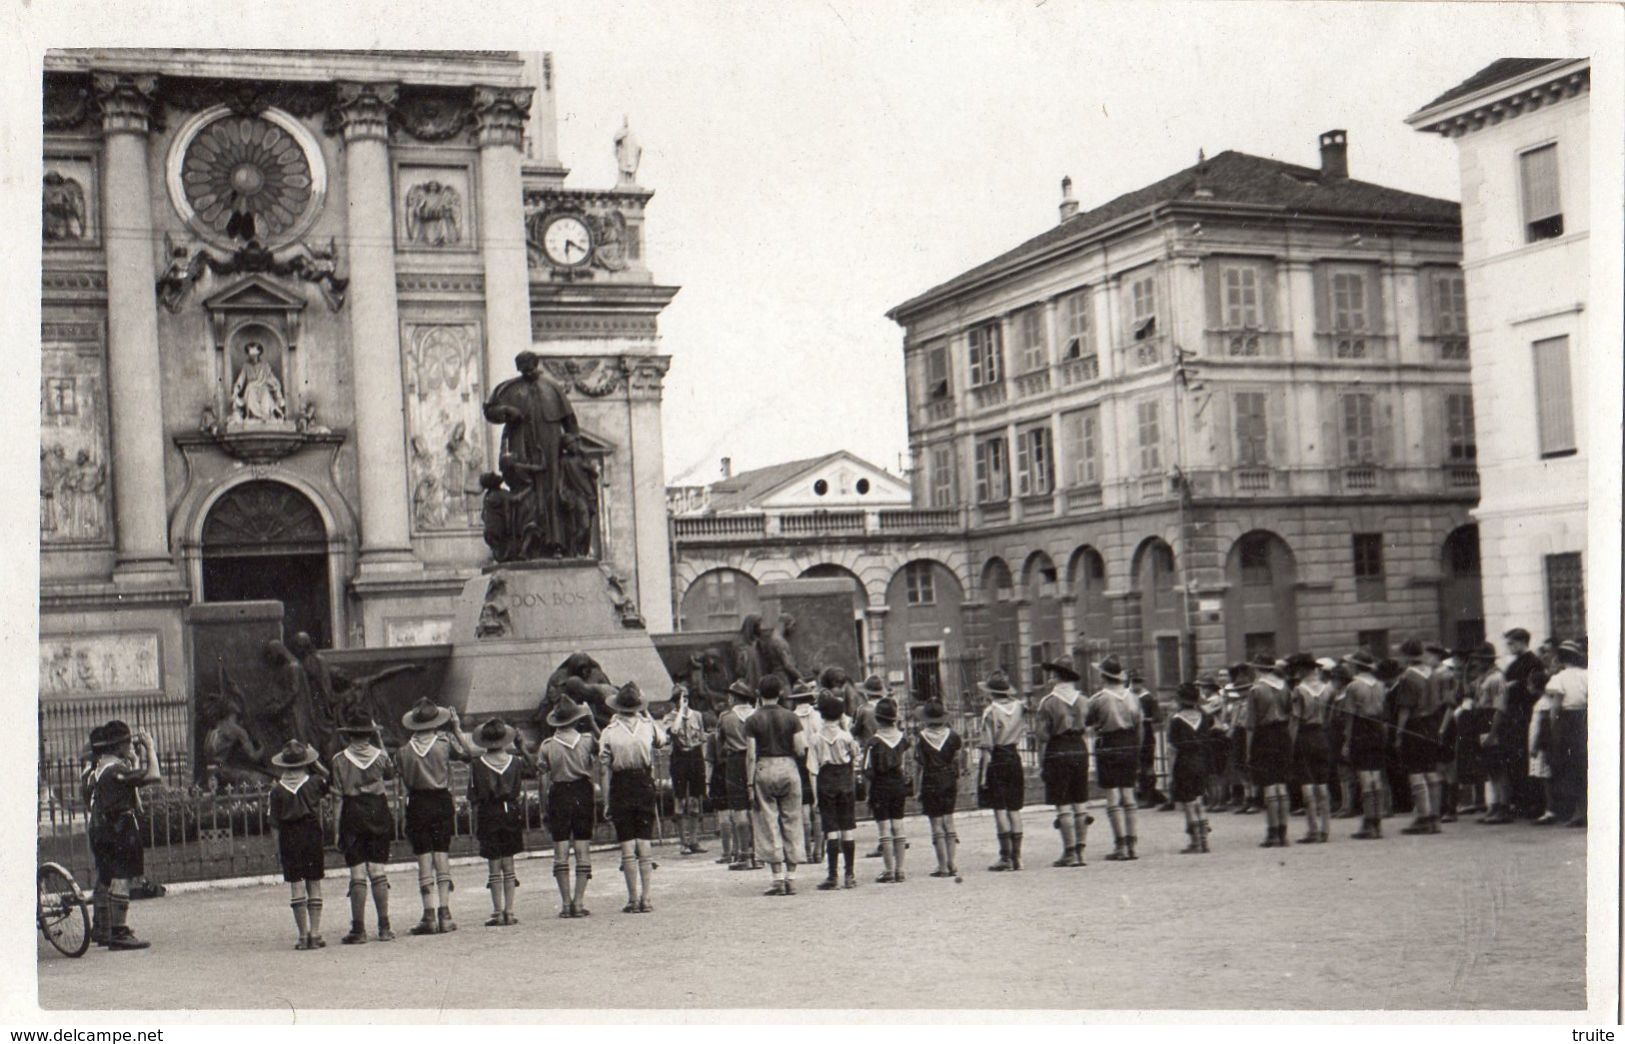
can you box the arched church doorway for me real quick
[200,480,333,647]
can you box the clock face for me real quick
[542,215,593,267]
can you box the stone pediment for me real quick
[203,273,307,314]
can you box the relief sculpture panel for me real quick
[40,633,162,697]
[401,322,486,531]
[40,340,111,544]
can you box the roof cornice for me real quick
[1406,58,1589,137]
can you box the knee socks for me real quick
[1426,776,1443,821]
[502,864,517,911]
[487,867,504,912]
[436,872,454,912]
[945,831,959,870]
[620,852,638,898]
[369,873,390,925]
[572,862,592,905]
[1121,796,1138,845]
[1106,801,1125,842]
[307,895,324,934]
[1056,811,1077,854]
[1409,777,1431,821]
[1072,811,1090,855]
[891,832,906,874]
[826,841,841,879]
[347,878,368,926]
[109,890,130,931]
[841,839,856,876]
[878,833,895,874]
[291,896,310,937]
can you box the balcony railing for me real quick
[1444,463,1480,488]
[1205,329,1283,358]
[1139,474,1168,499]
[1430,336,1470,362]
[1125,334,1167,370]
[969,382,1008,410]
[781,510,865,535]
[923,398,955,424]
[1342,465,1380,490]
[1014,369,1052,398]
[1236,467,1273,492]
[672,514,766,538]
[1059,354,1100,385]
[877,508,960,532]
[1064,484,1104,512]
[1317,332,1396,361]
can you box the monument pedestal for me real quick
[438,560,670,724]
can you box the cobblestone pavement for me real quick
[39,805,1587,1013]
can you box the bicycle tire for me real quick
[37,862,89,958]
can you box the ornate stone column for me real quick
[472,86,535,385]
[624,355,674,631]
[1014,597,1033,692]
[333,82,415,570]
[94,73,177,584]
[863,604,890,676]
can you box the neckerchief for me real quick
[480,752,513,774]
[343,745,381,770]
[873,729,904,749]
[278,774,310,795]
[920,725,952,751]
[1406,664,1432,680]
[1174,707,1204,729]
[408,733,440,758]
[1299,681,1327,699]
[548,730,581,751]
[1048,683,1080,707]
[1258,674,1287,691]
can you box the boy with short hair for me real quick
[87,720,161,950]
[601,682,667,913]
[865,697,912,883]
[1086,657,1144,861]
[469,718,526,926]
[661,684,709,855]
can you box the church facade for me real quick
[40,50,677,762]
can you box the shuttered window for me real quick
[974,435,1009,503]
[1137,399,1161,472]
[1014,425,1053,496]
[1341,392,1377,464]
[1519,143,1563,242]
[1234,391,1269,466]
[1222,265,1261,329]
[924,344,950,400]
[1060,407,1101,488]
[928,446,955,508]
[1058,289,1093,360]
[968,323,1003,387]
[1014,306,1047,373]
[1532,335,1576,456]
[1445,392,1476,462]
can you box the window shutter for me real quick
[1210,390,1232,466]
[1375,392,1395,464]
[1367,266,1387,356]
[1259,261,1280,346]
[1533,336,1575,453]
[1520,145,1561,222]
[1203,259,1222,331]
[1266,387,1289,462]
[1422,389,1445,465]
[1419,270,1439,337]
[1311,265,1331,354]
[1321,387,1342,464]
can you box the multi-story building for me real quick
[884,131,1485,695]
[1407,58,1589,643]
[40,50,677,760]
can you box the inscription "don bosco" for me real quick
[508,590,602,609]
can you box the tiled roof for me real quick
[705,453,840,513]
[889,149,1459,320]
[1417,58,1565,112]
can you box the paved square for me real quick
[40,806,1587,1012]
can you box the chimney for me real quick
[1319,129,1348,179]
[720,457,732,479]
[1058,176,1079,222]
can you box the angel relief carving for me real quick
[43,172,87,242]
[404,181,463,247]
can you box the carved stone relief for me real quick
[397,166,471,250]
[40,340,111,544]
[40,633,162,697]
[401,323,486,531]
[43,159,96,244]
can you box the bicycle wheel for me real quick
[37,863,89,958]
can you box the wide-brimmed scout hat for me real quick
[1399,638,1425,659]
[609,682,646,713]
[1041,655,1082,682]
[726,679,756,702]
[1423,641,1449,657]
[547,696,593,729]
[338,706,379,736]
[474,718,516,750]
[401,698,452,732]
[1096,656,1126,683]
[1341,650,1377,672]
[1176,682,1201,706]
[873,697,899,725]
[271,739,321,769]
[918,700,949,724]
[1314,657,1337,672]
[787,681,817,704]
[1558,639,1585,660]
[861,675,889,696]
[94,719,133,751]
[1249,652,1281,672]
[816,691,846,722]
[1468,642,1497,663]
[979,669,1018,695]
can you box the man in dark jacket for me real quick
[1500,628,1543,818]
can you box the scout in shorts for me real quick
[538,696,598,917]
[601,682,667,913]
[661,683,709,855]
[719,679,762,871]
[1391,639,1444,835]
[977,670,1028,871]
[1245,654,1293,848]
[87,720,161,950]
[1290,657,1336,844]
[705,722,733,865]
[398,698,474,935]
[1341,651,1388,840]
[865,697,912,883]
[1086,657,1143,861]
[789,682,824,864]
[330,707,396,943]
[809,690,861,889]
[470,718,527,925]
[1035,656,1090,867]
[915,699,964,877]
[269,740,330,949]
[1167,683,1213,853]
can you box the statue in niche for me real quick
[42,172,86,241]
[230,342,287,425]
[481,351,598,560]
[157,232,207,313]
[404,181,463,247]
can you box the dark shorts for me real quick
[1249,722,1291,787]
[920,772,958,818]
[798,761,814,806]
[816,764,857,831]
[476,802,524,860]
[869,776,907,822]
[707,756,728,804]
[339,793,394,867]
[1094,729,1139,789]
[277,816,327,882]
[1171,756,1207,804]
[610,768,657,842]
[723,752,750,811]
[90,810,144,881]
[1042,733,1090,805]
[670,748,707,803]
[1401,713,1443,775]
[405,788,455,855]
[982,745,1025,811]
[1294,725,1332,786]
[545,777,596,842]
[1348,717,1387,772]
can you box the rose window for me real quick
[179,115,315,243]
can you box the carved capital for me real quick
[92,72,161,135]
[330,81,400,143]
[471,85,533,150]
[622,355,671,398]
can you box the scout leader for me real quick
[86,720,162,950]
[1034,656,1091,868]
[601,682,668,913]
[1085,656,1143,862]
[788,682,825,866]
[745,674,809,896]
[977,670,1027,871]
[269,739,331,949]
[398,698,475,935]
[331,707,398,944]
